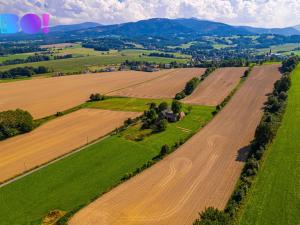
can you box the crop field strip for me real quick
[69,65,281,225]
[183,67,247,106]
[239,64,300,225]
[0,69,179,119]
[0,100,214,225]
[0,109,140,183]
[109,68,205,99]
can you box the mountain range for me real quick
[49,18,300,37]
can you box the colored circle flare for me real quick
[20,13,41,34]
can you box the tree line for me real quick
[148,52,175,58]
[0,42,45,55]
[0,109,34,140]
[0,66,50,79]
[0,54,73,66]
[175,67,216,100]
[193,57,298,225]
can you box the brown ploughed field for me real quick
[69,65,280,225]
[0,109,140,183]
[0,70,175,119]
[109,68,205,99]
[183,67,246,106]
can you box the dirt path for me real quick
[183,67,246,106]
[0,109,140,183]
[0,70,174,119]
[69,65,280,225]
[109,68,205,99]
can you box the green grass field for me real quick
[0,46,189,76]
[0,52,34,63]
[239,65,300,225]
[0,99,214,225]
[85,97,172,112]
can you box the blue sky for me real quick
[0,0,299,28]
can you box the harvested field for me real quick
[69,65,281,225]
[0,70,175,119]
[183,67,247,106]
[109,68,205,99]
[0,109,140,183]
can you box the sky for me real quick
[0,0,300,28]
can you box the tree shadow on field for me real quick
[236,145,250,162]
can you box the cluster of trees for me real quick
[0,54,74,66]
[89,93,105,101]
[194,57,298,225]
[194,58,251,68]
[121,60,189,71]
[82,38,135,51]
[0,109,34,140]
[148,52,175,58]
[141,100,182,132]
[53,54,73,60]
[175,67,216,100]
[0,66,50,79]
[0,43,44,55]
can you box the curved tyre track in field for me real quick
[109,68,205,99]
[0,70,174,119]
[183,67,246,106]
[0,109,140,183]
[69,65,281,225]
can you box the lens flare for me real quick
[20,13,41,34]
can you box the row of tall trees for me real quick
[175,67,216,100]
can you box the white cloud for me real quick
[0,0,299,28]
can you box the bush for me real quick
[158,102,168,112]
[155,119,168,132]
[124,118,134,126]
[175,91,186,100]
[89,93,104,101]
[160,144,170,156]
[0,109,34,140]
[171,100,182,114]
[194,207,230,225]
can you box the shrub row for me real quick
[175,67,216,100]
[193,58,298,225]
